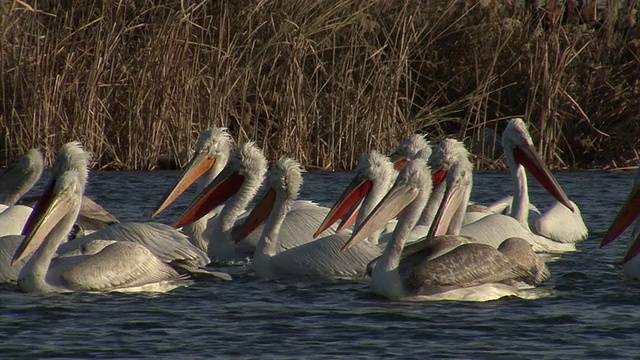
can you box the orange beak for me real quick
[151,151,217,218]
[314,175,373,238]
[335,198,364,233]
[173,169,244,229]
[232,188,277,244]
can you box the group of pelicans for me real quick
[0,118,638,302]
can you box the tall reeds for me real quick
[1,0,638,170]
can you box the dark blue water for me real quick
[1,170,637,359]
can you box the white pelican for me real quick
[151,127,234,251]
[342,158,550,302]
[600,170,640,279]
[174,142,336,263]
[0,148,119,236]
[479,118,588,243]
[232,157,382,280]
[12,142,227,294]
[458,120,581,253]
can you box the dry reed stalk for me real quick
[0,0,638,170]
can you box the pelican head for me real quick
[151,127,234,218]
[427,138,470,189]
[12,142,90,265]
[342,158,432,251]
[233,157,303,243]
[601,171,640,263]
[390,134,431,171]
[0,148,44,205]
[427,160,473,237]
[173,142,266,228]
[314,151,396,237]
[502,118,573,212]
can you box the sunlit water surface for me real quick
[1,170,638,359]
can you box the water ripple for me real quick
[1,171,638,358]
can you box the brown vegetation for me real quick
[0,0,638,171]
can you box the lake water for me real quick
[1,170,638,359]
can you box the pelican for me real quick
[477,119,588,243]
[12,142,226,294]
[458,120,581,253]
[174,142,336,263]
[151,127,234,251]
[0,148,119,236]
[600,170,640,279]
[342,158,550,302]
[232,157,382,280]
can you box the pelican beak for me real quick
[151,151,217,218]
[600,182,639,261]
[393,159,409,171]
[335,198,364,233]
[314,175,373,238]
[232,188,276,243]
[426,178,466,240]
[512,142,573,212]
[173,169,244,228]
[342,182,418,251]
[12,179,75,266]
[431,169,447,188]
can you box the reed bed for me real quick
[0,0,638,170]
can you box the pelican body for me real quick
[232,157,382,280]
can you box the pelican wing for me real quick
[0,235,26,283]
[76,196,119,233]
[403,243,524,293]
[59,242,182,291]
[58,222,209,268]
